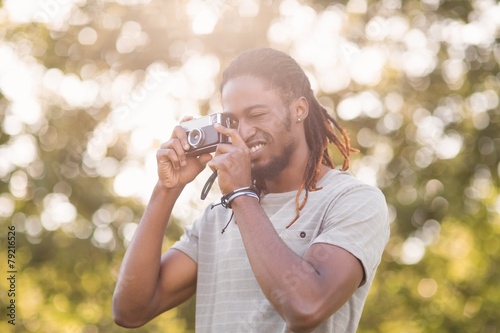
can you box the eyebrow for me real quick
[224,104,270,116]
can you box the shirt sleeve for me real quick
[170,215,202,263]
[311,184,390,286]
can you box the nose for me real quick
[237,120,256,142]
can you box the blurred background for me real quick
[0,0,499,332]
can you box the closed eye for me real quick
[249,112,266,118]
[248,108,270,119]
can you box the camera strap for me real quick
[201,170,218,200]
[202,171,260,234]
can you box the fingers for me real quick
[208,125,252,192]
[214,123,246,148]
[180,115,193,123]
[156,115,217,189]
[197,153,213,167]
[159,139,186,169]
[169,115,194,149]
[170,125,190,150]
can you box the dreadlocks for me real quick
[220,48,358,227]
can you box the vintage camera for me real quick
[182,113,234,156]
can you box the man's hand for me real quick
[208,123,253,195]
[157,117,213,189]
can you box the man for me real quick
[112,48,389,332]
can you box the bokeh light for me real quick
[1,0,499,332]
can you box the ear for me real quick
[294,97,309,123]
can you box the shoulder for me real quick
[317,169,386,205]
[314,169,389,247]
[312,171,390,281]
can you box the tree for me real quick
[0,0,498,332]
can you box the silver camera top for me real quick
[181,113,234,156]
[182,113,223,130]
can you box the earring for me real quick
[297,118,301,122]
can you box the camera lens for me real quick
[188,128,204,148]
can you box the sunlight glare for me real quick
[113,163,148,198]
[92,225,115,251]
[239,0,260,17]
[435,131,463,160]
[337,91,384,120]
[9,170,28,198]
[401,29,437,77]
[40,193,77,231]
[0,194,15,218]
[269,2,387,91]
[4,0,80,29]
[120,222,138,247]
[0,45,43,102]
[8,135,39,167]
[414,147,434,169]
[116,21,149,54]
[354,164,378,187]
[337,95,362,120]
[78,26,98,45]
[9,99,43,126]
[417,278,438,298]
[400,237,426,265]
[186,0,220,35]
[442,59,466,87]
[349,47,386,86]
[346,0,367,14]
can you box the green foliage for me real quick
[1,0,498,332]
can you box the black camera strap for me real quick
[201,170,218,200]
[201,170,260,234]
[201,170,233,233]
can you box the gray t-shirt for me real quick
[171,169,390,332]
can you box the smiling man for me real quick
[112,48,390,333]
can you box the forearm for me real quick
[233,195,363,332]
[113,182,183,320]
[231,198,325,327]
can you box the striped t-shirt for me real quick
[171,169,390,332]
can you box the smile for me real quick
[249,143,265,153]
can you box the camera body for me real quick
[182,113,233,156]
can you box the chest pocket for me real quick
[279,228,315,257]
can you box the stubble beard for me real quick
[251,138,296,182]
[251,107,295,182]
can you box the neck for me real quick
[261,154,331,194]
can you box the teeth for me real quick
[250,144,264,153]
